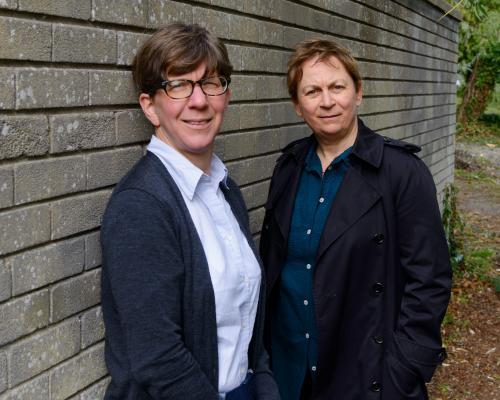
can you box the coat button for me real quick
[370,381,381,392]
[372,282,384,294]
[438,350,447,361]
[373,336,384,344]
[373,233,384,244]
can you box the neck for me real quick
[316,119,358,171]
[155,127,212,174]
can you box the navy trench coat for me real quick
[260,119,451,400]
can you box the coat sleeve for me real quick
[392,155,452,382]
[101,189,218,399]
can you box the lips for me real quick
[319,114,341,119]
[182,118,212,127]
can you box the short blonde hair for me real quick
[287,39,362,102]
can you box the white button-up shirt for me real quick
[147,136,261,395]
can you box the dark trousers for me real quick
[226,373,254,400]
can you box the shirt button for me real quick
[303,300,309,306]
[319,197,325,203]
[306,264,312,270]
[305,333,310,339]
[311,366,317,372]
[306,229,312,235]
[327,166,332,171]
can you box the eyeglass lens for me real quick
[164,77,228,99]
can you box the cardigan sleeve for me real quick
[392,155,452,382]
[101,188,218,399]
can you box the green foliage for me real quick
[442,184,465,273]
[452,0,500,122]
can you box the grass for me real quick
[456,116,500,146]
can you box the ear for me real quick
[293,100,303,118]
[356,85,363,106]
[224,88,231,107]
[139,93,160,127]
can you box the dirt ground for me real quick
[427,143,500,400]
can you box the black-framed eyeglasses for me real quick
[158,76,231,99]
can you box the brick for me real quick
[14,156,86,204]
[9,237,85,296]
[283,26,307,48]
[16,68,89,109]
[193,7,229,39]
[0,0,16,9]
[81,306,104,349]
[220,104,240,133]
[117,31,149,66]
[270,100,300,125]
[53,24,116,64]
[223,128,281,161]
[0,374,49,400]
[18,0,92,19]
[0,167,13,208]
[92,0,147,26]
[0,69,15,110]
[148,0,193,28]
[226,154,277,186]
[0,17,51,62]
[239,104,271,130]
[51,190,111,239]
[0,259,10,302]
[258,21,283,47]
[249,207,265,234]
[87,146,142,190]
[115,109,153,145]
[256,76,287,99]
[0,205,51,256]
[50,112,115,154]
[0,290,49,346]
[230,75,258,102]
[50,343,106,400]
[8,318,80,386]
[79,377,111,400]
[84,231,101,270]
[228,14,259,43]
[50,269,101,322]
[241,47,287,73]
[0,351,6,393]
[226,45,242,72]
[279,125,309,149]
[0,115,49,159]
[240,180,270,210]
[89,71,136,106]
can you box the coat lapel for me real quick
[315,121,385,262]
[316,165,381,262]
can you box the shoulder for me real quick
[380,136,425,171]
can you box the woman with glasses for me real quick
[101,23,280,400]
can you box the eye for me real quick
[167,80,191,92]
[305,88,320,96]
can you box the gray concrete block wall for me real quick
[0,0,459,398]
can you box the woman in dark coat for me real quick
[260,39,452,400]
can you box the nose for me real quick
[320,90,334,108]
[187,83,209,108]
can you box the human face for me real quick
[294,56,362,144]
[140,63,230,160]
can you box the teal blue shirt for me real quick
[271,144,352,400]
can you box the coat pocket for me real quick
[382,350,428,400]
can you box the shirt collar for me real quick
[304,143,352,175]
[147,135,228,201]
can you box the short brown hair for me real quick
[287,38,361,102]
[132,23,233,96]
